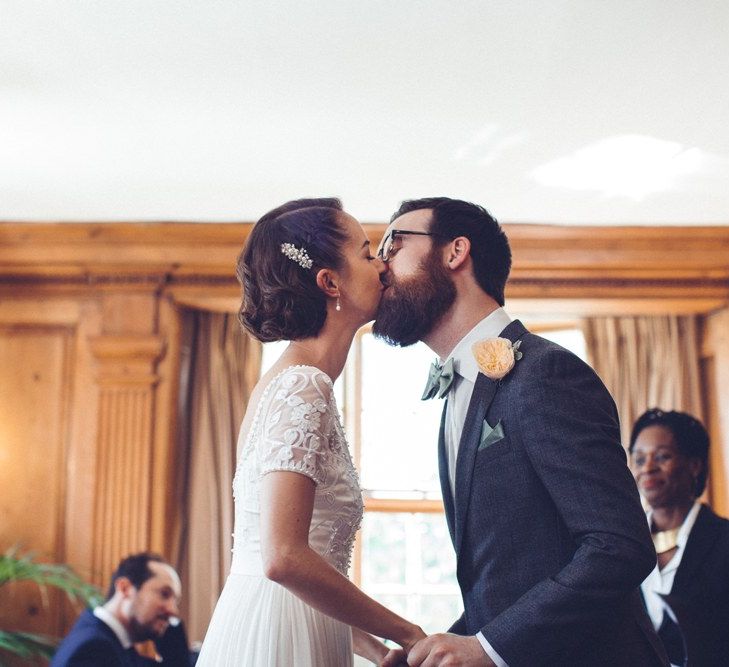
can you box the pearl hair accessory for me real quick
[280,242,313,269]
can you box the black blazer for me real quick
[662,504,729,666]
[51,609,190,667]
[440,320,668,666]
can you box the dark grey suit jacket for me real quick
[440,320,668,666]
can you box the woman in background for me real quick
[196,198,424,666]
[630,408,729,666]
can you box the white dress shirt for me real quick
[439,307,512,667]
[442,308,512,500]
[641,501,702,630]
[93,605,133,649]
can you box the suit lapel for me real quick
[438,399,456,546]
[671,505,720,594]
[454,372,498,556]
[499,319,528,345]
[452,318,528,557]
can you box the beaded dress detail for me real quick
[197,366,363,666]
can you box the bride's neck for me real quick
[281,325,356,382]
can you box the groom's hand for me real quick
[380,647,408,666]
[406,633,494,666]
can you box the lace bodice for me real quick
[231,366,363,575]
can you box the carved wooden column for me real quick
[88,334,166,586]
[703,308,729,517]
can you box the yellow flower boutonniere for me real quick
[472,337,522,381]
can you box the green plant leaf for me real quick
[0,546,103,660]
[0,547,102,607]
[0,630,57,660]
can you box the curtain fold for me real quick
[175,311,262,644]
[582,315,704,447]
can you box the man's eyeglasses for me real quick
[377,230,448,262]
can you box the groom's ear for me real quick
[315,268,340,298]
[445,236,471,270]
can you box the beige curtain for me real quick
[582,315,704,447]
[175,311,262,644]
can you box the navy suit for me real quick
[51,609,190,667]
[440,320,668,666]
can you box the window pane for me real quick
[539,328,587,361]
[360,334,443,496]
[361,512,462,634]
[361,513,407,585]
[419,595,463,630]
[420,515,457,585]
[260,340,288,374]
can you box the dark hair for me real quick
[106,552,167,600]
[391,197,511,306]
[237,198,348,342]
[628,408,710,495]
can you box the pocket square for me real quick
[478,419,505,451]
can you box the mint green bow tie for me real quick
[421,358,455,400]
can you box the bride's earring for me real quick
[335,297,341,312]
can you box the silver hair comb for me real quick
[280,242,313,269]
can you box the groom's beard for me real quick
[373,253,456,347]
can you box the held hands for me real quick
[380,647,407,666]
[380,633,493,667]
[379,623,426,667]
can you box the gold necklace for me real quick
[652,528,680,554]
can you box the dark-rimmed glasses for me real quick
[377,230,448,262]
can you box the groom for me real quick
[374,198,668,666]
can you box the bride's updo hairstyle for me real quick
[237,198,348,342]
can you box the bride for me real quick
[196,198,425,666]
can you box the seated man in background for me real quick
[51,552,191,666]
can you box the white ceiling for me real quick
[2,1,729,225]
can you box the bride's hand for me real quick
[352,627,391,664]
[401,624,426,652]
[380,623,424,666]
[380,647,407,666]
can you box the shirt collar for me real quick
[442,308,512,383]
[93,605,132,649]
[645,500,702,575]
[676,500,702,548]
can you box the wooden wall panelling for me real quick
[3,222,729,283]
[150,295,184,558]
[701,307,729,517]
[63,298,103,587]
[0,318,74,641]
[88,333,166,586]
[0,284,179,614]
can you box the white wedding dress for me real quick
[196,365,364,666]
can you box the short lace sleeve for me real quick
[258,367,334,485]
